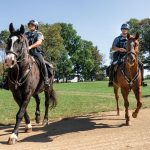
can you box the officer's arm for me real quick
[112,37,126,52]
[112,45,126,52]
[28,39,43,50]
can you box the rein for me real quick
[8,62,33,89]
[7,38,33,89]
[6,42,26,62]
[120,63,139,88]
[120,51,139,89]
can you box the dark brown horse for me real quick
[113,32,142,126]
[5,23,56,144]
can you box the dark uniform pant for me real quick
[29,48,48,79]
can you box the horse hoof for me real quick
[132,112,137,118]
[126,121,131,126]
[8,134,18,145]
[35,116,41,124]
[25,124,32,133]
[42,119,48,126]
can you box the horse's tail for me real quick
[49,88,57,109]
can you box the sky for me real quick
[0,0,150,74]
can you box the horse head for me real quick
[5,23,28,68]
[125,32,139,67]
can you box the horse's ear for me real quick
[127,33,130,39]
[135,32,139,40]
[20,24,25,34]
[9,23,15,33]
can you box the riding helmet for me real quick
[28,20,39,30]
[121,23,130,30]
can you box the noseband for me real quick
[120,41,139,89]
[7,36,33,89]
[6,40,25,62]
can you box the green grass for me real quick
[0,80,150,124]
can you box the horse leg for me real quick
[121,88,130,126]
[24,111,32,133]
[33,95,41,124]
[114,87,120,116]
[132,87,142,118]
[8,98,30,145]
[42,91,50,126]
[13,96,32,133]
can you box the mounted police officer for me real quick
[25,20,50,90]
[108,23,147,87]
[0,20,50,90]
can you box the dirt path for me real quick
[0,108,150,150]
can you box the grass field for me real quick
[0,80,150,124]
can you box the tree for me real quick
[91,46,103,80]
[0,22,104,81]
[56,50,72,82]
[39,23,65,63]
[59,23,82,56]
[59,23,85,77]
[0,30,9,43]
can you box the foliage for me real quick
[0,30,9,43]
[0,22,104,82]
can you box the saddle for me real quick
[31,57,54,79]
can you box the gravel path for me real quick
[0,108,150,150]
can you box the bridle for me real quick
[6,35,33,89]
[120,40,140,89]
[6,36,27,63]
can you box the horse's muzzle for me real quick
[5,54,16,68]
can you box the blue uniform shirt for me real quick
[25,30,44,46]
[111,34,128,63]
[113,34,127,49]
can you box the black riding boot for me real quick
[108,65,114,87]
[30,49,50,90]
[139,62,147,87]
[42,62,50,91]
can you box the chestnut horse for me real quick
[5,23,56,144]
[113,32,142,126]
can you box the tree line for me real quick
[0,23,104,82]
[0,18,150,82]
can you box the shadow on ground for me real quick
[0,114,125,144]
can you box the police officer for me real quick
[25,20,50,90]
[108,23,147,87]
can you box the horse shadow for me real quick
[22,114,125,143]
[0,114,125,144]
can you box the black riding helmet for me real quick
[28,20,39,30]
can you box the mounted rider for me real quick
[25,20,50,90]
[0,20,50,90]
[108,23,147,87]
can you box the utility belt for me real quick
[29,47,44,56]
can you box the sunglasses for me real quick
[121,28,128,30]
